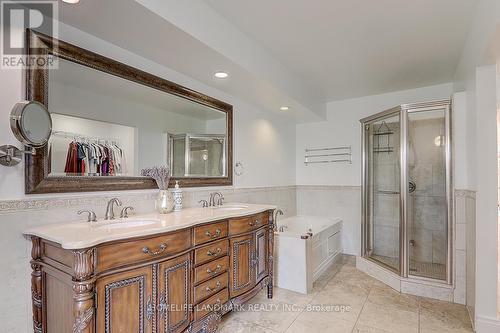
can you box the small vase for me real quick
[156,190,174,214]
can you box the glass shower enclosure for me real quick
[169,134,227,178]
[361,100,452,283]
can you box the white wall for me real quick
[0,21,296,201]
[294,83,454,257]
[296,83,454,186]
[0,20,297,333]
[453,0,500,330]
[474,65,499,330]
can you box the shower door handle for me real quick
[409,181,416,193]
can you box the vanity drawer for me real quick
[193,272,228,304]
[96,228,191,272]
[229,213,268,235]
[194,288,229,321]
[194,221,228,246]
[194,239,228,266]
[194,256,229,285]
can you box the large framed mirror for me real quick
[25,29,232,194]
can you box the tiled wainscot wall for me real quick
[0,186,296,333]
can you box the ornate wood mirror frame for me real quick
[25,29,233,194]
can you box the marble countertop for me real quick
[23,203,276,249]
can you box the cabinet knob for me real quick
[205,229,221,239]
[205,281,222,293]
[142,243,167,256]
[146,296,154,322]
[206,248,222,257]
[249,219,260,227]
[206,264,222,276]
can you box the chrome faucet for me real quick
[105,198,122,220]
[78,210,97,223]
[209,192,224,207]
[120,206,134,218]
[274,209,284,231]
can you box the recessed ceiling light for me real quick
[280,106,290,111]
[61,0,80,3]
[214,71,229,79]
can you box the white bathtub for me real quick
[274,216,342,294]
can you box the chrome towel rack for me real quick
[304,146,352,165]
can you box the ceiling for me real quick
[56,0,478,123]
[50,58,225,121]
[204,0,478,101]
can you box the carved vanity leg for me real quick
[72,249,96,333]
[267,211,274,299]
[30,237,43,333]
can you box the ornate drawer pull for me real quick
[146,296,154,322]
[205,229,221,239]
[158,292,167,319]
[206,248,222,257]
[249,219,260,227]
[142,243,167,256]
[205,281,221,292]
[206,264,222,276]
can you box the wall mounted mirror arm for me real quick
[0,101,52,167]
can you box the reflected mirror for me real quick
[47,58,228,178]
[25,30,232,193]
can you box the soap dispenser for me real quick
[172,180,183,212]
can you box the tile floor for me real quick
[219,255,474,333]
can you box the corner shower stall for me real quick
[361,100,452,284]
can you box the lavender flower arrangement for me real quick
[141,166,171,190]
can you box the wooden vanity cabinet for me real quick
[95,266,154,333]
[28,209,274,333]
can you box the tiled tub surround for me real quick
[455,190,476,324]
[296,185,361,256]
[0,185,296,333]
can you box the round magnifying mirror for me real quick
[10,101,52,147]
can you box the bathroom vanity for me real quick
[24,204,275,333]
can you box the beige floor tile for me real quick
[324,274,372,298]
[310,285,367,322]
[356,301,418,333]
[366,284,419,313]
[285,310,355,333]
[219,314,280,333]
[229,301,302,333]
[352,323,393,333]
[271,286,316,306]
[419,297,473,332]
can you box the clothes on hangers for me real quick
[63,139,125,176]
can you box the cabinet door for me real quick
[229,234,255,297]
[158,253,191,333]
[96,266,153,333]
[255,227,268,283]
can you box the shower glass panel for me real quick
[361,100,452,283]
[364,113,401,273]
[407,109,448,280]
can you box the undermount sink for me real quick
[94,219,157,229]
[213,204,249,211]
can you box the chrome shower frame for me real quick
[360,100,453,284]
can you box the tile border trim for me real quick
[0,186,296,213]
